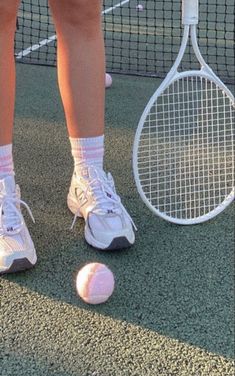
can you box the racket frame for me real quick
[133,11,235,225]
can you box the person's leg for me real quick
[49,0,136,250]
[48,0,105,138]
[0,1,19,177]
[0,0,19,145]
[0,1,37,274]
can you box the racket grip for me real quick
[182,0,198,25]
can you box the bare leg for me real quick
[0,0,20,146]
[48,0,105,138]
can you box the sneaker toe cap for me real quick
[86,222,135,249]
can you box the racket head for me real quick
[133,71,235,224]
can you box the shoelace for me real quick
[71,170,137,231]
[0,193,35,236]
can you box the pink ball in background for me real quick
[76,263,115,304]
[136,4,144,11]
[105,73,112,88]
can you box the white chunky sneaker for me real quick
[0,175,37,274]
[67,166,136,250]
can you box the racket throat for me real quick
[170,25,211,78]
[164,26,190,81]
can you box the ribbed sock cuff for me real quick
[69,135,104,172]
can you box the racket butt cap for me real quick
[182,0,199,25]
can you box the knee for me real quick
[50,0,101,33]
[0,0,19,32]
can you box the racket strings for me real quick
[137,76,234,220]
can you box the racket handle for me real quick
[182,0,198,25]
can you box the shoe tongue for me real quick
[82,167,118,212]
[0,175,20,233]
[0,175,16,195]
[80,166,106,180]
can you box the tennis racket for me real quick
[133,0,234,225]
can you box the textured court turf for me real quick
[0,63,234,375]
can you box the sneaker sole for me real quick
[0,257,36,275]
[85,226,135,251]
[101,236,133,251]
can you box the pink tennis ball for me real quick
[76,263,115,304]
[136,4,144,11]
[105,73,112,88]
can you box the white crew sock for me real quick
[69,135,104,175]
[0,144,14,180]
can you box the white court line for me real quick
[16,0,130,59]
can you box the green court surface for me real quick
[0,63,234,375]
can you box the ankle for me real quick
[69,135,104,175]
